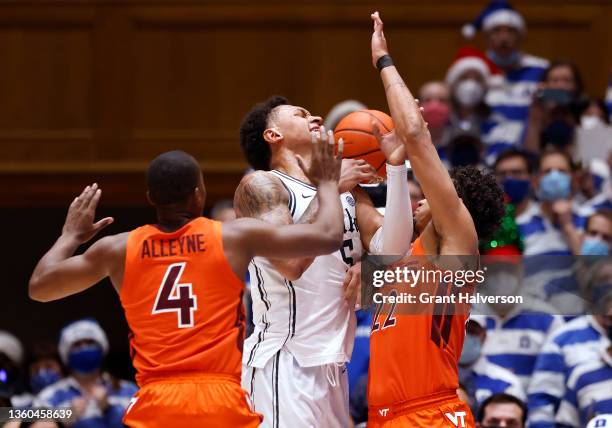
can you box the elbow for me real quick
[324,230,344,254]
[28,277,51,302]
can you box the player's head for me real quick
[477,393,527,428]
[146,150,205,216]
[414,166,504,241]
[240,96,323,170]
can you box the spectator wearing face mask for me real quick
[462,0,549,158]
[476,393,528,428]
[555,297,612,428]
[418,80,451,152]
[493,148,536,218]
[527,269,612,428]
[458,316,525,413]
[516,149,582,256]
[576,210,612,256]
[33,319,137,428]
[524,61,585,155]
[575,98,612,165]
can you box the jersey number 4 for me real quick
[152,262,197,328]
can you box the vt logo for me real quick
[379,408,389,417]
[445,411,466,427]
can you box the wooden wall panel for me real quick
[0,1,610,207]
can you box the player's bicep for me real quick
[233,171,293,225]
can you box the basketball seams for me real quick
[360,110,392,133]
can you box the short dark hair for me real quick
[493,148,536,175]
[539,147,575,172]
[451,166,505,241]
[542,60,584,96]
[586,208,612,231]
[239,96,289,170]
[147,150,201,205]
[477,393,527,425]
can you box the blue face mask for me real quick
[487,50,521,69]
[68,345,103,375]
[538,170,571,201]
[543,120,574,148]
[30,369,61,394]
[581,238,609,256]
[459,333,482,366]
[503,178,531,204]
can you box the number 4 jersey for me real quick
[120,217,246,386]
[244,170,362,369]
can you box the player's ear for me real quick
[145,191,155,206]
[263,127,284,145]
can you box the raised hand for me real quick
[371,11,389,68]
[339,159,377,193]
[297,125,343,187]
[62,183,114,244]
[372,122,405,166]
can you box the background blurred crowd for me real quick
[1,1,612,427]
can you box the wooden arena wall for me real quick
[0,0,611,207]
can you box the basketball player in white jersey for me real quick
[235,98,413,427]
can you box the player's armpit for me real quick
[233,171,314,280]
[29,234,125,302]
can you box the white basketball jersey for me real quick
[244,169,362,368]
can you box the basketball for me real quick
[334,109,394,181]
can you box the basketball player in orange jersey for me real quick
[366,12,505,428]
[28,143,346,428]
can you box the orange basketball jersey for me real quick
[368,237,471,409]
[120,217,245,386]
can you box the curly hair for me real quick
[239,96,289,170]
[451,166,505,241]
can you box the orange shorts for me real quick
[123,373,262,428]
[368,392,475,428]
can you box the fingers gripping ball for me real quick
[334,110,394,182]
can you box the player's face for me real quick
[271,105,322,148]
[481,402,524,427]
[414,199,431,234]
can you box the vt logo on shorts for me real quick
[444,411,467,427]
[378,408,390,417]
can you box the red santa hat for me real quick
[445,46,500,88]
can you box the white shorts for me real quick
[241,348,350,428]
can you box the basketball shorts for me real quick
[123,373,262,428]
[242,348,350,428]
[368,392,475,428]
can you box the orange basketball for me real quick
[334,109,394,181]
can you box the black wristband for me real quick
[376,55,394,71]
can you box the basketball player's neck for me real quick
[270,145,313,184]
[155,207,197,232]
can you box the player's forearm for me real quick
[29,235,85,301]
[296,194,319,225]
[380,163,412,255]
[380,66,427,145]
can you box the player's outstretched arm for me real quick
[224,130,345,269]
[29,184,125,302]
[370,11,476,252]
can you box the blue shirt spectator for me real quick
[34,375,137,428]
[528,315,610,428]
[555,345,612,427]
[482,310,564,390]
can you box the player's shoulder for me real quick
[92,232,129,254]
[237,170,284,193]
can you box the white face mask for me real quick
[454,79,485,107]
[581,115,605,130]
